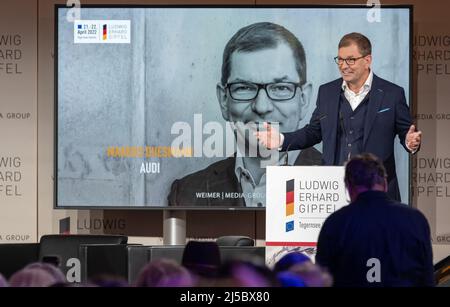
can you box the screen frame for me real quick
[54,4,413,210]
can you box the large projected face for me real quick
[56,7,411,208]
[217,43,311,133]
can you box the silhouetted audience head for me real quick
[0,273,8,287]
[24,262,66,284]
[273,252,332,287]
[182,241,221,278]
[135,259,194,287]
[344,153,388,202]
[216,259,277,287]
[9,267,58,287]
[287,261,333,287]
[51,281,97,287]
[277,271,307,287]
[273,251,311,273]
[90,274,128,287]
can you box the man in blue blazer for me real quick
[256,32,422,201]
[316,153,434,287]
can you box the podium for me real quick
[265,166,349,267]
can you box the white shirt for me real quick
[235,150,300,207]
[342,70,373,111]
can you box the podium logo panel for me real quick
[285,179,295,232]
[266,166,348,244]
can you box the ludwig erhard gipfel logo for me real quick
[285,179,295,232]
[102,24,107,40]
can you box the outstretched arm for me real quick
[396,88,421,153]
[254,88,325,151]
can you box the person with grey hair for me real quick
[168,22,321,207]
[9,267,58,287]
[135,259,194,287]
[315,153,434,287]
[8,262,65,287]
[0,273,8,287]
[24,262,66,284]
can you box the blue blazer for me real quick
[282,74,413,200]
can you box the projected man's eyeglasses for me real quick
[226,82,302,101]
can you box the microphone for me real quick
[283,113,327,166]
[284,139,293,166]
[339,111,351,162]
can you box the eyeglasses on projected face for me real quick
[225,82,304,102]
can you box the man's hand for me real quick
[406,125,422,152]
[254,122,283,149]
